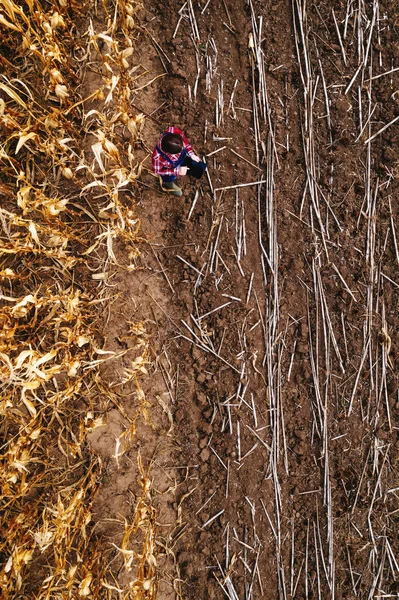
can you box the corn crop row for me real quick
[0,0,158,597]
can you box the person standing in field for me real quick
[152,126,207,196]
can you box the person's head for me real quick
[161,133,183,154]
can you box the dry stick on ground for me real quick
[235,189,241,264]
[246,272,255,305]
[210,215,224,273]
[348,30,376,422]
[347,336,370,416]
[201,509,225,530]
[198,301,231,321]
[215,79,224,128]
[150,245,175,294]
[228,79,239,119]
[243,32,283,586]
[176,253,202,275]
[307,286,323,438]
[364,114,399,145]
[388,196,399,268]
[230,149,262,171]
[290,518,295,597]
[277,335,289,474]
[260,130,288,599]
[311,255,336,593]
[193,43,201,101]
[314,40,332,145]
[287,338,297,382]
[345,2,376,95]
[313,521,322,600]
[190,312,216,350]
[180,320,240,374]
[187,0,200,42]
[173,1,188,38]
[305,519,310,600]
[331,263,358,303]
[214,180,267,192]
[316,267,345,373]
[247,2,279,167]
[354,102,377,142]
[377,302,392,431]
[215,557,240,600]
[292,0,329,259]
[346,544,358,596]
[366,179,378,423]
[187,189,200,220]
[196,490,216,515]
[367,443,390,595]
[332,9,347,66]
[368,65,399,81]
[315,502,330,588]
[206,145,227,157]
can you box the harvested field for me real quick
[2,0,399,599]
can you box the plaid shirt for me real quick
[152,126,196,178]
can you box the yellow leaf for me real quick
[0,83,28,109]
[0,14,21,32]
[91,142,105,172]
[62,167,73,179]
[22,394,37,417]
[4,555,13,573]
[28,222,40,245]
[104,138,119,160]
[68,565,78,579]
[15,349,35,369]
[78,573,92,596]
[15,132,37,154]
[121,47,133,58]
[11,294,35,317]
[22,380,41,390]
[17,185,32,210]
[55,84,69,99]
[51,12,66,28]
[33,348,57,368]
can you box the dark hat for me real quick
[161,133,183,154]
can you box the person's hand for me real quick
[191,153,200,162]
[178,166,188,175]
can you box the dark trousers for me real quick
[182,155,207,179]
[161,156,207,183]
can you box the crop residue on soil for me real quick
[134,0,399,598]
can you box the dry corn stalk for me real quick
[0,0,162,598]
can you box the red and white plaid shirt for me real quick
[152,126,196,178]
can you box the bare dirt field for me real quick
[129,1,399,598]
[2,0,399,599]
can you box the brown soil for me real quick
[119,0,399,598]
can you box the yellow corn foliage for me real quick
[0,0,159,598]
